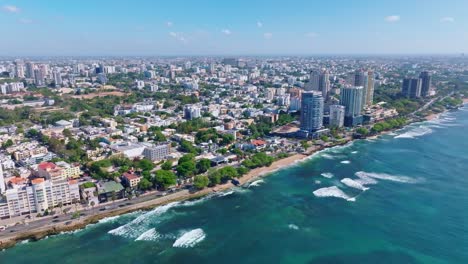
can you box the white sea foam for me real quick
[340,160,351,164]
[173,228,206,248]
[355,171,420,184]
[314,180,321,184]
[320,153,334,159]
[288,224,299,230]
[135,228,160,241]
[20,240,30,244]
[351,151,358,154]
[249,179,264,187]
[395,126,432,139]
[320,172,334,178]
[217,190,234,197]
[340,178,369,191]
[313,186,355,202]
[98,215,120,224]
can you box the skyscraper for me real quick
[340,86,364,126]
[34,69,45,86]
[307,69,330,100]
[300,91,324,132]
[353,69,368,109]
[15,61,25,78]
[402,78,421,98]
[25,62,35,79]
[53,69,62,87]
[419,71,432,97]
[366,70,375,106]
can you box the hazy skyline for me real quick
[1,0,467,56]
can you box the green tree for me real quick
[138,178,153,190]
[176,161,196,178]
[161,160,173,170]
[196,158,211,174]
[1,139,13,149]
[193,175,209,189]
[134,159,155,172]
[153,170,177,190]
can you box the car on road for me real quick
[0,225,6,232]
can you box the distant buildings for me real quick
[366,70,375,106]
[300,91,324,132]
[402,78,422,98]
[419,71,432,97]
[184,105,201,120]
[307,69,330,100]
[340,86,364,126]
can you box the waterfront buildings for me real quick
[340,86,364,126]
[402,78,422,98]
[300,91,324,133]
[329,105,345,128]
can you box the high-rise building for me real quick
[300,91,324,132]
[419,71,432,97]
[15,61,25,78]
[0,165,5,194]
[143,144,171,161]
[25,62,35,79]
[34,69,45,86]
[184,105,201,120]
[307,69,330,99]
[366,70,375,106]
[329,105,345,128]
[53,69,62,87]
[340,86,364,126]
[402,78,422,98]
[353,70,368,109]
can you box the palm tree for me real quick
[90,201,95,213]
[57,202,63,215]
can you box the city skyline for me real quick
[1,0,468,56]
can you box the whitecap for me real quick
[355,171,421,184]
[135,228,160,241]
[340,178,369,191]
[288,224,299,230]
[320,172,334,178]
[314,180,321,184]
[395,126,432,139]
[313,186,355,202]
[217,190,234,197]
[173,228,206,248]
[351,151,358,154]
[320,153,334,159]
[249,179,264,187]
[340,160,351,164]
[98,215,120,224]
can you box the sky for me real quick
[0,0,467,56]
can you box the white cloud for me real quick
[257,21,263,28]
[263,32,273,39]
[166,21,173,27]
[2,5,20,13]
[221,29,231,35]
[305,32,318,38]
[18,18,33,24]
[169,32,186,42]
[385,15,400,22]
[440,17,455,23]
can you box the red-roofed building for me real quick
[122,172,141,188]
[37,162,65,182]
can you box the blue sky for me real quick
[0,0,467,55]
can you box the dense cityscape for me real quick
[0,55,466,232]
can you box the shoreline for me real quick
[0,103,465,250]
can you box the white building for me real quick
[329,105,345,128]
[143,144,170,161]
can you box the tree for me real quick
[176,161,196,178]
[237,166,249,176]
[1,139,13,149]
[356,127,369,135]
[178,153,195,164]
[111,191,117,203]
[135,159,155,172]
[218,166,238,182]
[208,170,221,186]
[138,178,152,190]
[161,160,173,170]
[196,158,211,174]
[193,175,209,189]
[62,128,72,138]
[153,170,177,190]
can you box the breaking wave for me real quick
[395,126,432,139]
[173,228,206,248]
[355,171,421,184]
[320,172,334,178]
[135,228,160,241]
[340,160,351,164]
[249,179,264,187]
[320,153,335,159]
[341,178,369,191]
[288,224,299,230]
[313,186,355,202]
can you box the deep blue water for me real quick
[2,107,468,264]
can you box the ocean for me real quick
[1,107,468,264]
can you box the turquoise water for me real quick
[2,108,468,264]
